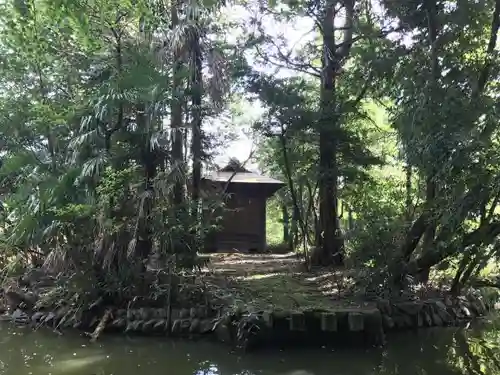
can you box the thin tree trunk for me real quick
[292,205,299,249]
[405,159,412,221]
[282,205,290,245]
[419,176,435,283]
[407,220,500,274]
[304,180,318,245]
[456,245,494,293]
[171,0,185,207]
[418,0,440,284]
[136,105,156,262]
[190,25,203,223]
[458,256,481,291]
[450,252,472,295]
[313,197,321,247]
[279,133,310,246]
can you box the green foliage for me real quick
[0,0,231,302]
[266,197,285,246]
[250,0,500,288]
[0,0,498,304]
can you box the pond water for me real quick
[0,321,499,375]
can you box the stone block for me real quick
[138,307,149,320]
[273,309,289,319]
[190,318,201,333]
[181,319,192,332]
[434,300,447,312]
[115,309,126,318]
[155,308,167,319]
[403,314,413,327]
[364,311,385,346]
[320,312,338,332]
[197,306,207,319]
[436,307,452,324]
[395,301,424,316]
[262,311,273,328]
[431,312,443,326]
[126,309,135,321]
[382,314,394,329]
[289,312,306,331]
[171,319,181,334]
[392,314,406,328]
[215,322,231,342]
[153,319,166,332]
[199,319,213,334]
[190,307,197,318]
[348,312,364,332]
[421,310,433,327]
[376,299,392,315]
[114,317,127,331]
[143,319,156,333]
[416,312,423,327]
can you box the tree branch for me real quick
[335,0,355,59]
[334,25,404,57]
[254,45,321,78]
[408,219,500,274]
[476,0,500,94]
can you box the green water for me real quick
[0,322,499,375]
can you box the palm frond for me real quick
[102,240,117,269]
[206,46,230,107]
[43,247,69,274]
[79,152,109,179]
[127,237,137,259]
[69,129,100,150]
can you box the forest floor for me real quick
[201,253,379,312]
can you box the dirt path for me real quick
[203,253,377,312]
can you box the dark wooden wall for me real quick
[216,193,265,252]
[202,182,270,252]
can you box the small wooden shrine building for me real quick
[201,160,284,253]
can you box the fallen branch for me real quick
[90,309,112,343]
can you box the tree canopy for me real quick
[0,0,498,300]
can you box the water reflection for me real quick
[0,320,499,375]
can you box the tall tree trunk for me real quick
[171,0,185,207]
[190,25,203,223]
[136,105,156,262]
[318,0,351,266]
[318,0,338,266]
[418,0,440,284]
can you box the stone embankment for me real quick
[1,288,490,351]
[208,292,490,350]
[378,294,487,331]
